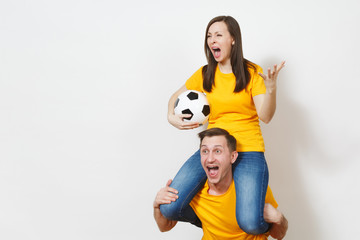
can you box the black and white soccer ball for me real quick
[174,90,210,125]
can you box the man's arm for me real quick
[264,203,288,240]
[153,179,179,232]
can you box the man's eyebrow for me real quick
[200,144,224,148]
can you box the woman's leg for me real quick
[232,152,270,235]
[160,150,206,227]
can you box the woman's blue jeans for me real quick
[159,150,270,234]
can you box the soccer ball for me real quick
[174,90,210,125]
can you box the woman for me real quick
[160,15,285,234]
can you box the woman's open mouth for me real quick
[212,47,221,58]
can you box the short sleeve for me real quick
[185,67,204,92]
[265,186,278,208]
[251,66,266,97]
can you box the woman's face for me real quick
[207,21,234,65]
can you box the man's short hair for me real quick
[198,128,237,152]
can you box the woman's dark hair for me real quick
[198,128,237,152]
[202,16,257,93]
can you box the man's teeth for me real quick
[208,166,219,170]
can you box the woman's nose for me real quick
[208,36,215,44]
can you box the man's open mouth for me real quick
[207,166,219,177]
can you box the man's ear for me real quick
[231,151,238,164]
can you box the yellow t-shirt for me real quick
[185,65,266,152]
[189,181,278,240]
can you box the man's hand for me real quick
[153,179,179,208]
[264,203,288,240]
[153,180,179,232]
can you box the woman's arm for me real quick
[167,84,200,130]
[253,61,285,124]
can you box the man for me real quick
[154,128,288,239]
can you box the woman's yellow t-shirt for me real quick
[185,65,266,152]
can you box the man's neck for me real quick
[208,176,233,196]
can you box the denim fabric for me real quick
[160,150,269,233]
[160,150,205,227]
[232,151,270,234]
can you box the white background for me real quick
[1,0,359,239]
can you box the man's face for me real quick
[200,136,237,185]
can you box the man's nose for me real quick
[207,152,215,163]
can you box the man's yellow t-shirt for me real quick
[189,181,277,240]
[185,65,266,152]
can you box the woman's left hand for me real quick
[259,61,285,93]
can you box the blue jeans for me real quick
[160,150,270,234]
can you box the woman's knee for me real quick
[159,202,181,220]
[237,216,269,235]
